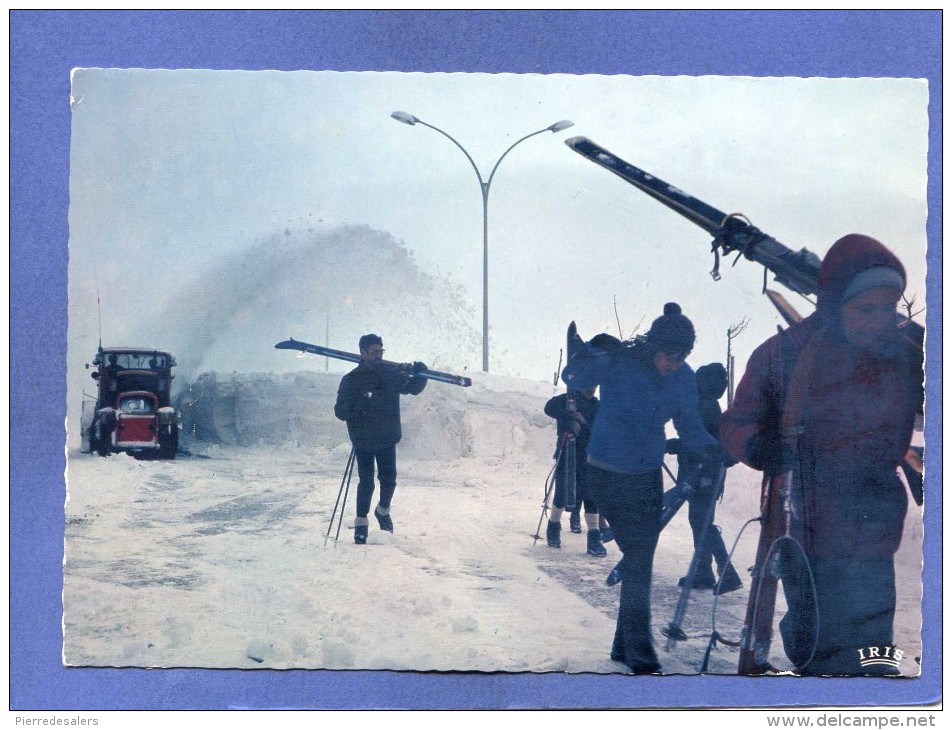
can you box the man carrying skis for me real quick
[562,303,719,674]
[543,386,607,556]
[334,334,428,544]
[666,362,743,594]
[721,234,923,675]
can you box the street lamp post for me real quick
[391,111,574,373]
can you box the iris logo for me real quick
[856,645,903,670]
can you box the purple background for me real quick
[10,10,942,709]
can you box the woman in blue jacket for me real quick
[562,303,717,674]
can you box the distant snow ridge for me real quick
[148,224,480,393]
[176,370,554,466]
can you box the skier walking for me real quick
[721,234,923,675]
[333,334,428,544]
[666,362,743,594]
[562,303,719,674]
[543,386,607,556]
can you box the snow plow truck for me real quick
[80,347,179,459]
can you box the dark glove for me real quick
[359,389,374,414]
[412,361,428,374]
[589,333,623,353]
[665,438,682,455]
[696,443,726,482]
[745,432,796,474]
[348,389,372,418]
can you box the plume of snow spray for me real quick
[145,224,479,394]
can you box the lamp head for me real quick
[391,111,419,125]
[547,120,575,133]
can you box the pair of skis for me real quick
[562,322,580,511]
[564,136,925,350]
[274,338,472,387]
[662,462,729,649]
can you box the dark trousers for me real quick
[354,445,397,518]
[591,465,663,672]
[686,486,730,577]
[779,550,898,675]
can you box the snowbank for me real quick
[175,370,555,464]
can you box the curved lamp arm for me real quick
[391,111,485,186]
[390,112,574,373]
[486,120,575,188]
[391,112,574,191]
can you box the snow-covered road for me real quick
[63,372,923,677]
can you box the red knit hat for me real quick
[816,234,906,316]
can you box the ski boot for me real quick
[546,521,561,548]
[569,511,582,534]
[374,506,394,533]
[587,529,607,557]
[354,523,368,545]
[714,563,743,595]
[606,561,623,586]
[678,562,717,589]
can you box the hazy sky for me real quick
[67,70,929,397]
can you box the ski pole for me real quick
[333,455,356,545]
[663,462,727,649]
[325,447,354,540]
[737,469,819,674]
[325,448,356,546]
[738,357,810,674]
[662,461,678,485]
[532,441,562,543]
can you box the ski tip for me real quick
[564,135,589,147]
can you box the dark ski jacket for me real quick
[544,391,599,457]
[562,340,715,474]
[334,361,427,451]
[694,362,728,438]
[671,362,731,473]
[720,235,922,559]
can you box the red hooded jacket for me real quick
[720,235,922,558]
